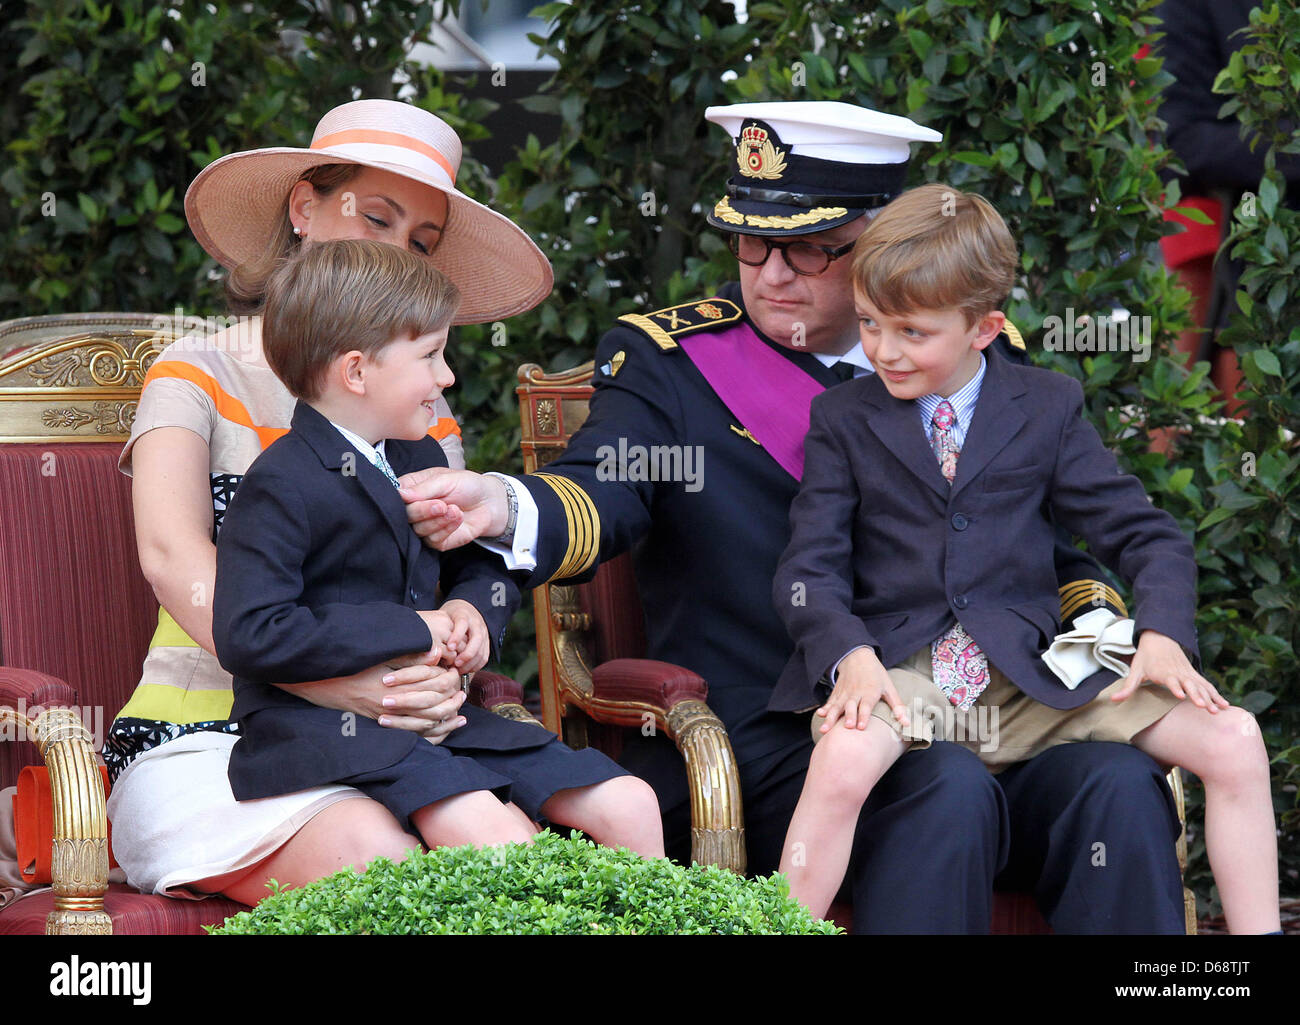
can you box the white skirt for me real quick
[106,732,363,899]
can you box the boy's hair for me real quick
[261,238,461,400]
[851,183,1017,327]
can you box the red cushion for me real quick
[0,668,79,793]
[591,658,708,709]
[0,443,158,773]
[0,883,246,935]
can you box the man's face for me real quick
[736,216,867,355]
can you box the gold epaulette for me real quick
[617,298,743,352]
[1004,319,1026,351]
[1059,580,1128,621]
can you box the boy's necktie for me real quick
[372,449,401,489]
[929,400,990,709]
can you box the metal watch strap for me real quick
[484,473,518,545]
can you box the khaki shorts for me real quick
[811,646,1180,772]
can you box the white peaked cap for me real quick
[704,101,943,164]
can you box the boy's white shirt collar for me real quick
[328,419,390,467]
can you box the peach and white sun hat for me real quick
[184,99,553,325]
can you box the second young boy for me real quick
[770,184,1276,932]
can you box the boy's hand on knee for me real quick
[1111,630,1230,713]
[817,648,910,733]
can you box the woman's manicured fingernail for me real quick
[379,716,391,726]
[382,674,395,684]
[382,697,395,708]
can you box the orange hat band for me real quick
[311,129,457,186]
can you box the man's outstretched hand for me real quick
[398,468,510,550]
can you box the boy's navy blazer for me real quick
[770,352,1200,713]
[213,400,549,802]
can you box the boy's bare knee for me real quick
[1200,708,1269,784]
[810,727,889,803]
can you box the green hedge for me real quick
[209,831,840,935]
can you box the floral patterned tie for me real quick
[372,449,401,489]
[930,401,989,709]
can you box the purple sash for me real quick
[678,321,826,480]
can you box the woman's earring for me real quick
[292,226,302,236]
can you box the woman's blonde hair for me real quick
[224,163,362,315]
[261,238,461,400]
[851,183,1017,327]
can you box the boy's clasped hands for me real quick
[375,601,492,737]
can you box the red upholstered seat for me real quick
[0,884,245,936]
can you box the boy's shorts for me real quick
[810,646,1180,772]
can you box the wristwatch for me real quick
[483,473,518,545]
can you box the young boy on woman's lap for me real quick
[212,239,662,859]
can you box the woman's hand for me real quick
[275,648,467,741]
[398,468,510,550]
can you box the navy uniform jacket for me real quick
[770,351,1200,713]
[514,283,1125,774]
[213,400,548,802]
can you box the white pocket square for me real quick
[1041,607,1136,690]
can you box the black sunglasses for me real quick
[727,233,856,276]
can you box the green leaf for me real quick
[952,150,996,168]
[1022,137,1046,172]
[1044,21,1083,46]
[1259,175,1280,216]
[1251,348,1282,376]
[1170,205,1215,226]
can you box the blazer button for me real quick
[410,588,419,601]
[951,513,969,531]
[953,593,969,610]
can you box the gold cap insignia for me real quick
[737,124,788,180]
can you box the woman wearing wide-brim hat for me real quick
[104,100,553,905]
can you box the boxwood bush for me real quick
[208,831,840,936]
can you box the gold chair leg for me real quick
[34,708,112,935]
[667,699,746,875]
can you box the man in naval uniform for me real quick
[402,102,1187,933]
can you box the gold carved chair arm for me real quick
[537,583,745,874]
[0,705,111,935]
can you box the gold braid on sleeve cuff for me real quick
[1059,580,1128,621]
[534,473,601,580]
